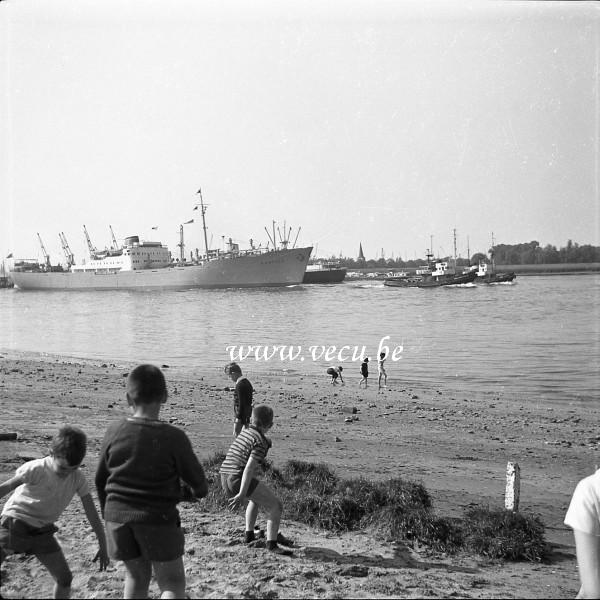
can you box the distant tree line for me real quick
[325,240,600,269]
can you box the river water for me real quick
[1,274,599,404]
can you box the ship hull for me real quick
[477,272,516,284]
[302,268,347,284]
[11,247,312,290]
[384,270,477,288]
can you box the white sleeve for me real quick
[565,476,600,536]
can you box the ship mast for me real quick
[178,225,185,262]
[453,228,458,272]
[466,236,470,266]
[196,189,210,259]
[489,232,496,274]
[426,234,434,269]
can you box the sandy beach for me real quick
[0,351,594,598]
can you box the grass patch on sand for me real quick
[200,455,547,561]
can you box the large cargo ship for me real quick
[11,240,312,290]
[10,195,312,290]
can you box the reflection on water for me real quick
[1,275,599,403]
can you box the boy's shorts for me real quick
[105,520,184,562]
[220,472,259,498]
[0,516,60,556]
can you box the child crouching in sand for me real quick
[220,405,292,556]
[0,425,109,599]
[95,364,208,599]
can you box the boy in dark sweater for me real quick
[224,362,254,436]
[95,364,207,599]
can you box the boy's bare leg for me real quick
[248,482,282,542]
[35,550,72,599]
[122,557,152,599]
[246,500,259,532]
[153,557,186,599]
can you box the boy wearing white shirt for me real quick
[565,469,600,598]
[0,425,108,599]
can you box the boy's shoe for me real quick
[276,533,294,547]
[268,544,293,556]
[247,539,266,549]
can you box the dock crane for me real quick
[36,233,51,270]
[83,225,97,259]
[109,225,119,250]
[59,232,75,268]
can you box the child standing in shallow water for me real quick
[359,357,369,388]
[95,364,208,599]
[220,404,292,556]
[378,352,388,392]
[0,425,109,599]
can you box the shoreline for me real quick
[1,351,591,598]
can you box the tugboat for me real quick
[303,260,347,284]
[384,230,477,288]
[470,234,516,284]
[384,252,477,288]
[471,260,516,284]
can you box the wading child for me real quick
[0,425,109,599]
[95,364,208,599]
[224,362,254,437]
[378,352,387,392]
[326,365,344,385]
[220,404,292,556]
[359,357,369,388]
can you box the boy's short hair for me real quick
[338,366,343,372]
[224,362,242,376]
[252,405,274,429]
[51,425,87,466]
[127,364,167,405]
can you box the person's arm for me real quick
[228,456,259,509]
[177,433,209,499]
[574,529,600,598]
[238,381,253,425]
[80,493,109,571]
[94,455,109,516]
[0,474,24,499]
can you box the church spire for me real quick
[358,243,365,262]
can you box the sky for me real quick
[1,0,598,264]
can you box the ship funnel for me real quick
[124,236,140,247]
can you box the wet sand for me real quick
[1,351,594,598]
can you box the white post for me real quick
[505,461,520,512]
